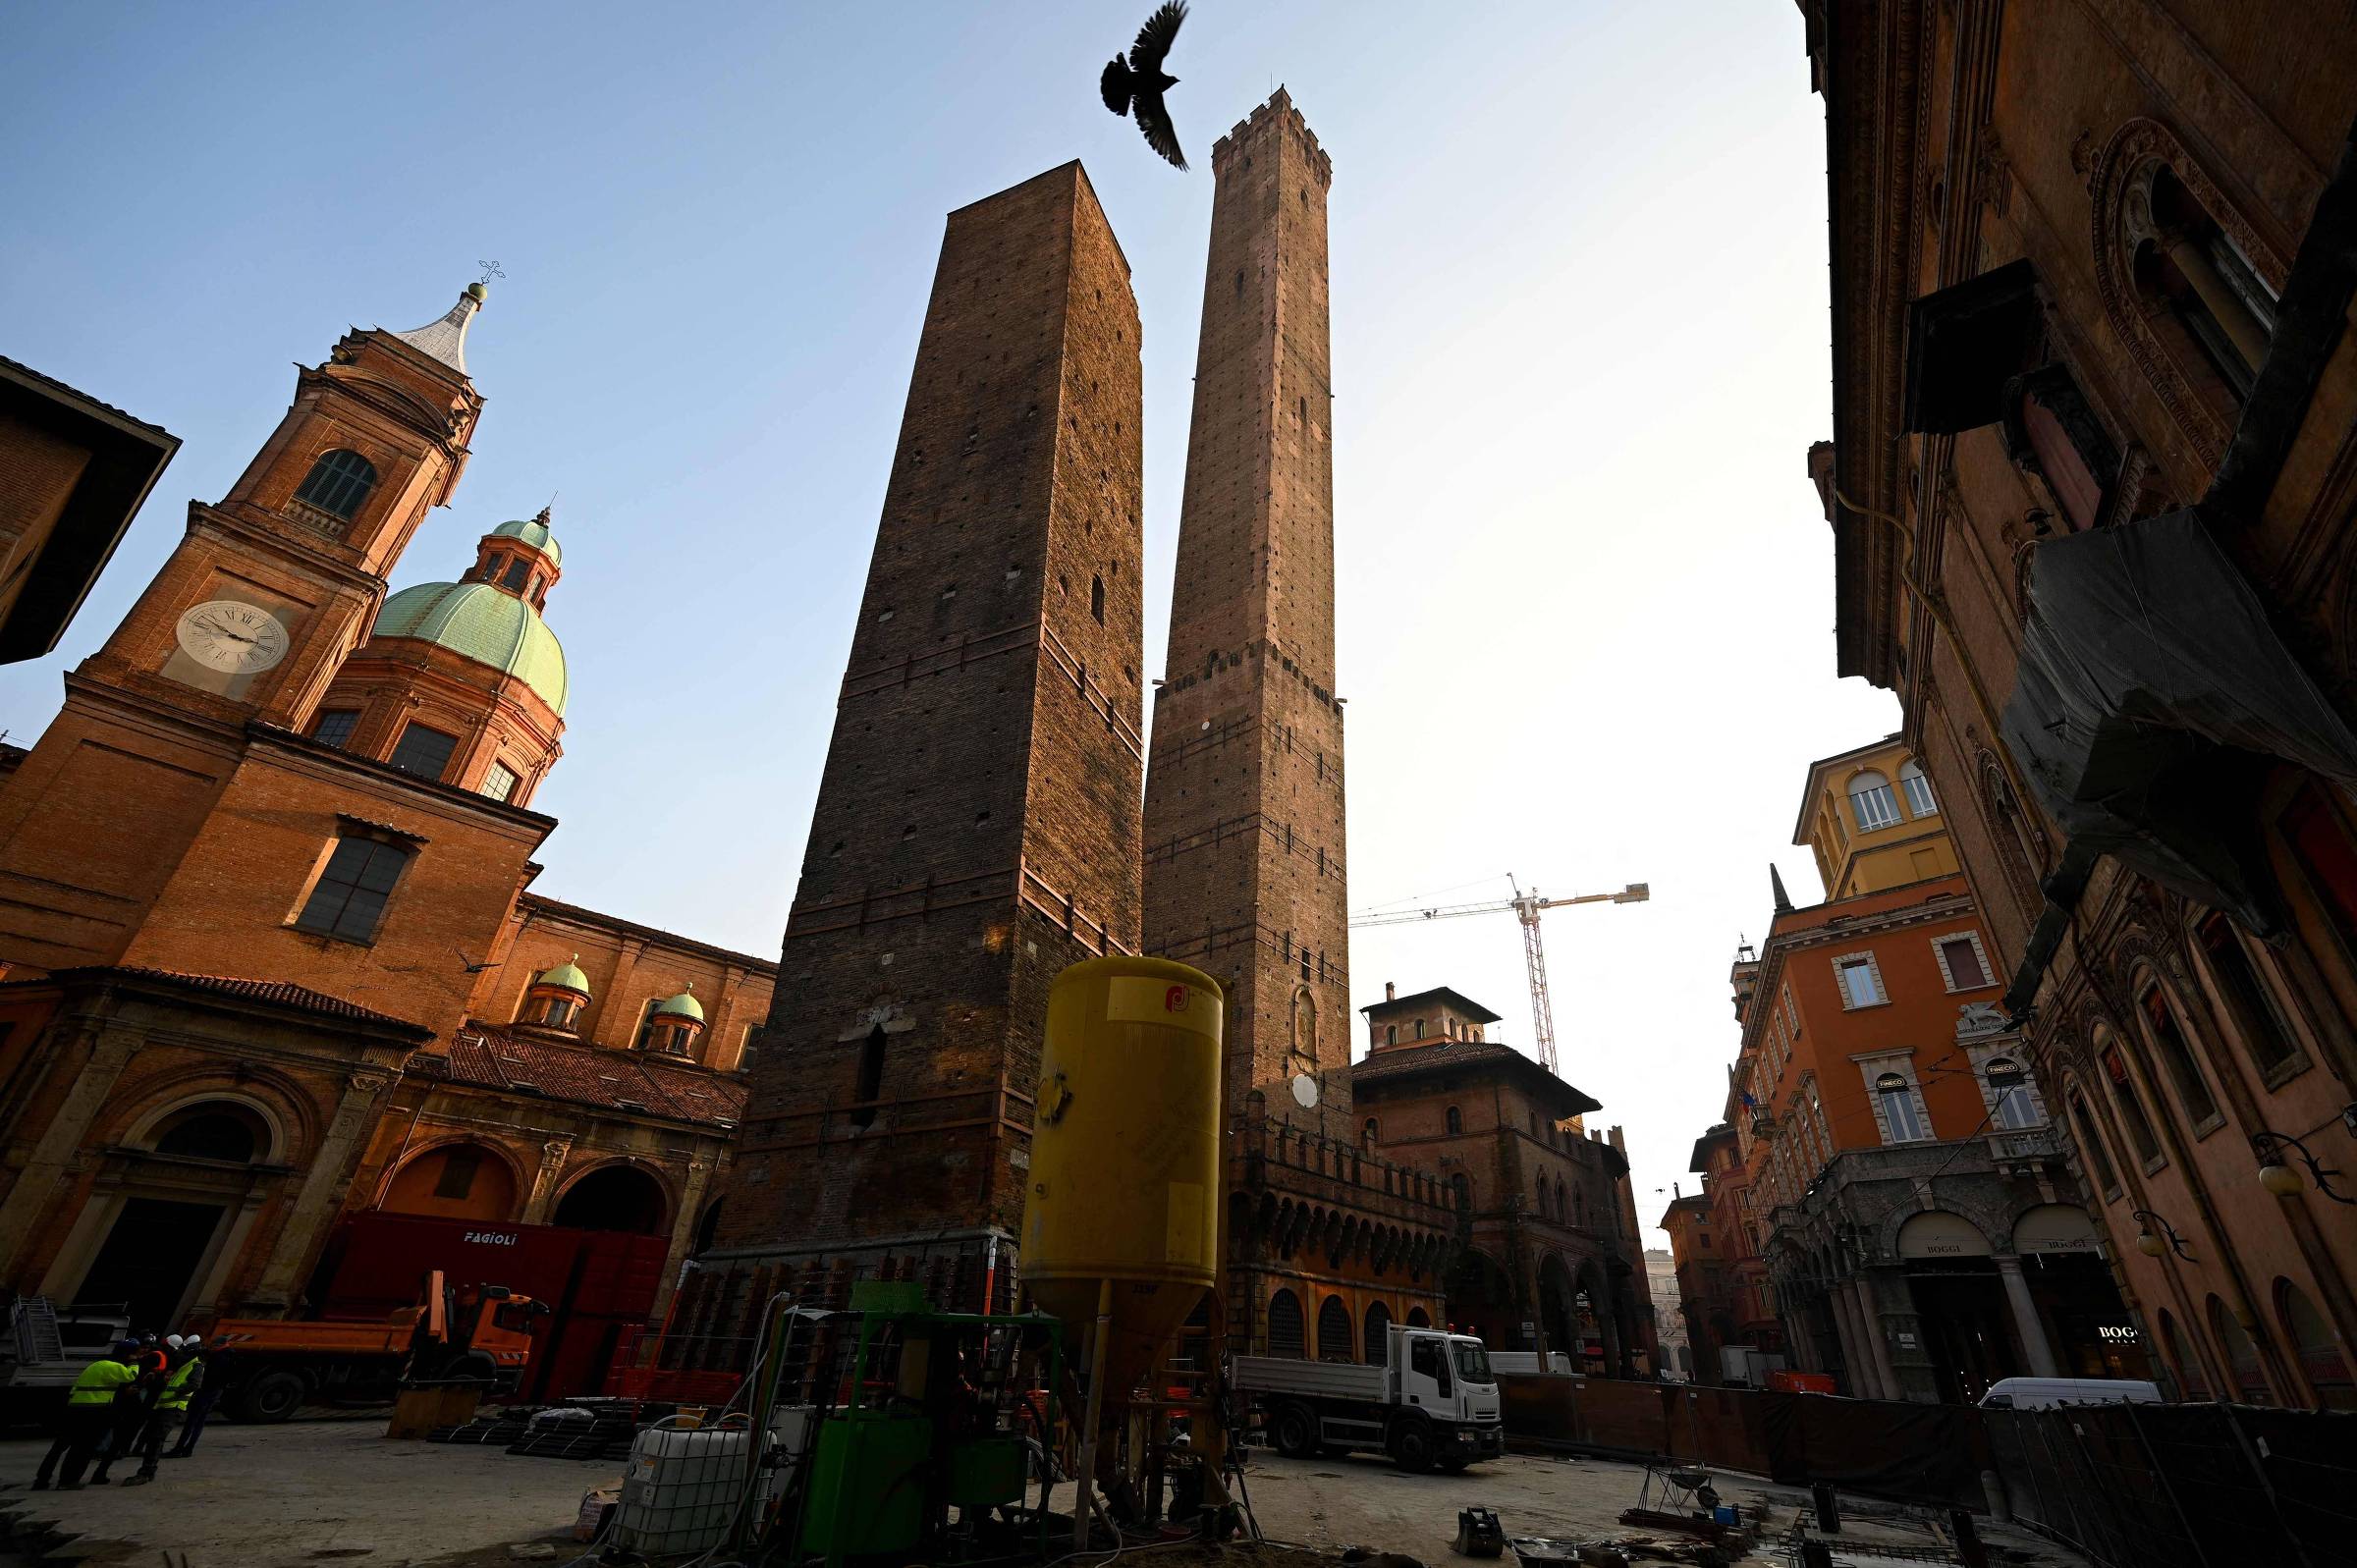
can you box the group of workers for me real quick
[30,1332,216,1490]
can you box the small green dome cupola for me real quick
[652,986,704,1022]
[489,509,561,568]
[535,955,591,996]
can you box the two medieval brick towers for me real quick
[707,92,1347,1329]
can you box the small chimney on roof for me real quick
[1385,981,1396,1000]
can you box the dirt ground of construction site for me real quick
[0,1416,2093,1568]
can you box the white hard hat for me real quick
[183,1332,203,1346]
[164,1334,186,1349]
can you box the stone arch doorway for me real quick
[1445,1249,1515,1347]
[552,1164,670,1234]
[1539,1254,1579,1359]
[1316,1295,1354,1363]
[69,1098,284,1332]
[1267,1288,1306,1358]
[383,1141,521,1222]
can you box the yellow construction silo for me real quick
[1021,956,1223,1408]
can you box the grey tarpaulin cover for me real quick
[2001,506,2357,934]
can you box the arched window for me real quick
[2193,914,2300,1077]
[1445,1106,1462,1135]
[552,1164,669,1235]
[1317,1295,1354,1362]
[1848,771,1900,831]
[1385,1024,1397,1047]
[1898,760,1938,817]
[1985,1057,2038,1129]
[1266,1289,1306,1358]
[2127,165,2275,403]
[2138,985,2219,1127]
[1364,1301,1393,1363]
[2100,1041,2164,1165]
[1414,1019,1426,1040]
[1875,1071,1927,1143]
[2208,1295,2271,1403]
[1407,1306,1432,1329]
[1362,1117,1379,1147]
[2158,1308,2211,1400]
[149,1102,266,1162]
[2068,1091,2121,1195]
[1090,574,1105,624]
[293,449,377,521]
[2278,1279,2357,1410]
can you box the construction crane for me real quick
[1349,877,1650,1078]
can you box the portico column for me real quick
[1829,1281,1876,1397]
[1850,1277,1902,1398]
[650,1158,715,1320]
[1996,1253,2059,1378]
[248,1071,398,1310]
[0,1027,136,1282]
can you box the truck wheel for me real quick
[1272,1404,1321,1459]
[450,1352,498,1384]
[238,1370,308,1424]
[1389,1417,1437,1474]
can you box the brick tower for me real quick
[1143,90,1348,1113]
[1144,93,1455,1361]
[704,163,1145,1309]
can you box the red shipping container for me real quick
[309,1213,671,1401]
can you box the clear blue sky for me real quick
[2,1,1896,1244]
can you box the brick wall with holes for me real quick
[710,163,1146,1275]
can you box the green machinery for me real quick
[755,1281,1068,1565]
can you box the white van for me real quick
[1979,1377,2165,1410]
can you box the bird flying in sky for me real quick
[1100,2,1189,170]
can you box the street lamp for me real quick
[2130,1209,2194,1261]
[2252,1127,2353,1204]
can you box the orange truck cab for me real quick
[205,1271,546,1423]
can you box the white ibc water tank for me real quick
[615,1423,754,1554]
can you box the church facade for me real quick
[0,286,770,1335]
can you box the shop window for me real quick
[2158,1309,2211,1400]
[2101,1043,2164,1166]
[389,722,459,782]
[2139,985,2219,1128]
[295,833,411,944]
[2194,913,2302,1078]
[1848,771,1901,830]
[2278,1279,2357,1410]
[293,448,377,520]
[312,709,360,749]
[2208,1295,2271,1403]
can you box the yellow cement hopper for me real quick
[1021,956,1223,1407]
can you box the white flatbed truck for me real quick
[1232,1325,1503,1472]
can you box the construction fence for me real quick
[1501,1376,2355,1565]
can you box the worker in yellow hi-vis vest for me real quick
[123,1334,202,1486]
[30,1339,140,1491]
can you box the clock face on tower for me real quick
[174,600,291,675]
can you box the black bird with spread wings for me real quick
[1100,2,1190,170]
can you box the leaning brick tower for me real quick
[1143,89,1349,1115]
[705,163,1146,1310]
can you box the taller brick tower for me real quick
[706,163,1145,1309]
[1144,90,1348,1114]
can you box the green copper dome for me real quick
[652,988,704,1022]
[535,955,591,995]
[372,579,568,715]
[489,513,561,568]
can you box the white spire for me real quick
[388,282,486,375]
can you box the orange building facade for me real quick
[1679,736,2139,1401]
[0,287,770,1337]
[1809,0,2357,1410]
